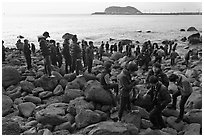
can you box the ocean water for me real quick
[2,14,202,49]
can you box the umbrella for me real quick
[62,33,74,40]
[17,35,24,39]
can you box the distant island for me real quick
[92,6,202,15]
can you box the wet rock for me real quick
[67,97,94,116]
[39,91,53,99]
[54,122,72,132]
[32,87,44,96]
[139,128,169,135]
[166,116,185,131]
[110,52,123,61]
[162,108,179,117]
[18,102,36,117]
[35,103,67,126]
[183,123,201,135]
[64,73,77,82]
[63,89,84,103]
[78,121,138,135]
[53,84,64,95]
[122,110,141,129]
[34,75,58,91]
[2,118,21,135]
[2,66,21,88]
[187,26,198,31]
[23,95,42,104]
[84,80,114,105]
[184,109,202,124]
[75,109,101,129]
[20,80,35,93]
[2,95,13,116]
[141,119,153,129]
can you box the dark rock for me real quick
[63,113,75,124]
[119,39,132,46]
[22,127,38,135]
[180,29,185,31]
[64,73,77,82]
[39,91,53,99]
[181,37,187,42]
[187,26,198,31]
[84,80,114,105]
[146,30,151,33]
[183,123,201,135]
[139,128,170,135]
[141,119,153,129]
[59,78,68,89]
[51,71,63,81]
[166,116,185,131]
[6,86,22,100]
[53,84,64,95]
[188,33,202,44]
[184,109,202,124]
[63,88,84,103]
[20,80,35,93]
[122,110,141,130]
[162,108,179,117]
[32,87,44,96]
[2,66,21,88]
[94,110,108,121]
[54,121,72,132]
[2,118,21,135]
[161,127,177,135]
[53,130,70,135]
[132,106,149,120]
[18,102,36,117]
[110,52,123,61]
[2,95,13,116]
[65,81,80,90]
[23,95,42,104]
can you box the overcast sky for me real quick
[2,0,202,15]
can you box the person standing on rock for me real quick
[148,75,171,129]
[135,45,140,58]
[23,39,32,70]
[99,42,104,61]
[56,42,63,68]
[184,50,192,68]
[16,39,24,54]
[31,43,36,55]
[146,63,169,88]
[62,39,72,74]
[82,40,88,68]
[39,32,52,77]
[70,35,82,75]
[2,40,6,62]
[170,48,179,66]
[105,41,109,53]
[117,61,139,121]
[50,40,58,66]
[86,41,94,73]
[168,74,193,123]
[118,41,123,53]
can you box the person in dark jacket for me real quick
[50,40,58,66]
[70,35,82,75]
[82,40,88,68]
[105,41,109,53]
[117,61,139,121]
[113,43,117,52]
[100,61,119,106]
[170,49,179,66]
[118,42,123,53]
[2,40,6,61]
[56,42,63,68]
[99,42,104,61]
[135,45,140,58]
[168,74,193,123]
[62,39,72,74]
[31,43,36,55]
[23,39,32,70]
[146,63,169,88]
[148,76,171,129]
[184,50,192,68]
[39,31,52,77]
[86,41,94,73]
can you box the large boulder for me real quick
[23,95,42,104]
[20,80,35,93]
[63,89,84,103]
[78,121,139,135]
[64,73,77,82]
[2,66,21,88]
[132,106,149,120]
[184,109,202,124]
[34,75,58,91]
[122,110,141,129]
[35,103,68,126]
[187,27,198,31]
[188,33,202,44]
[67,97,94,116]
[141,119,153,129]
[75,109,101,129]
[183,123,201,135]
[84,80,114,105]
[18,102,36,117]
[110,52,123,61]
[2,118,21,135]
[2,95,13,116]
[166,116,185,132]
[162,108,179,117]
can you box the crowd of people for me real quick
[2,31,197,130]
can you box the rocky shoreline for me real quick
[2,36,202,135]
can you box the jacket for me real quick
[146,69,169,88]
[86,46,94,60]
[177,74,193,96]
[39,39,50,57]
[70,42,82,59]
[148,82,171,110]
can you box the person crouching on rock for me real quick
[100,61,119,106]
[148,75,171,129]
[23,39,32,70]
[117,61,139,121]
[168,74,193,123]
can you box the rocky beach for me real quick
[2,27,202,135]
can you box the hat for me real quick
[43,31,50,37]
